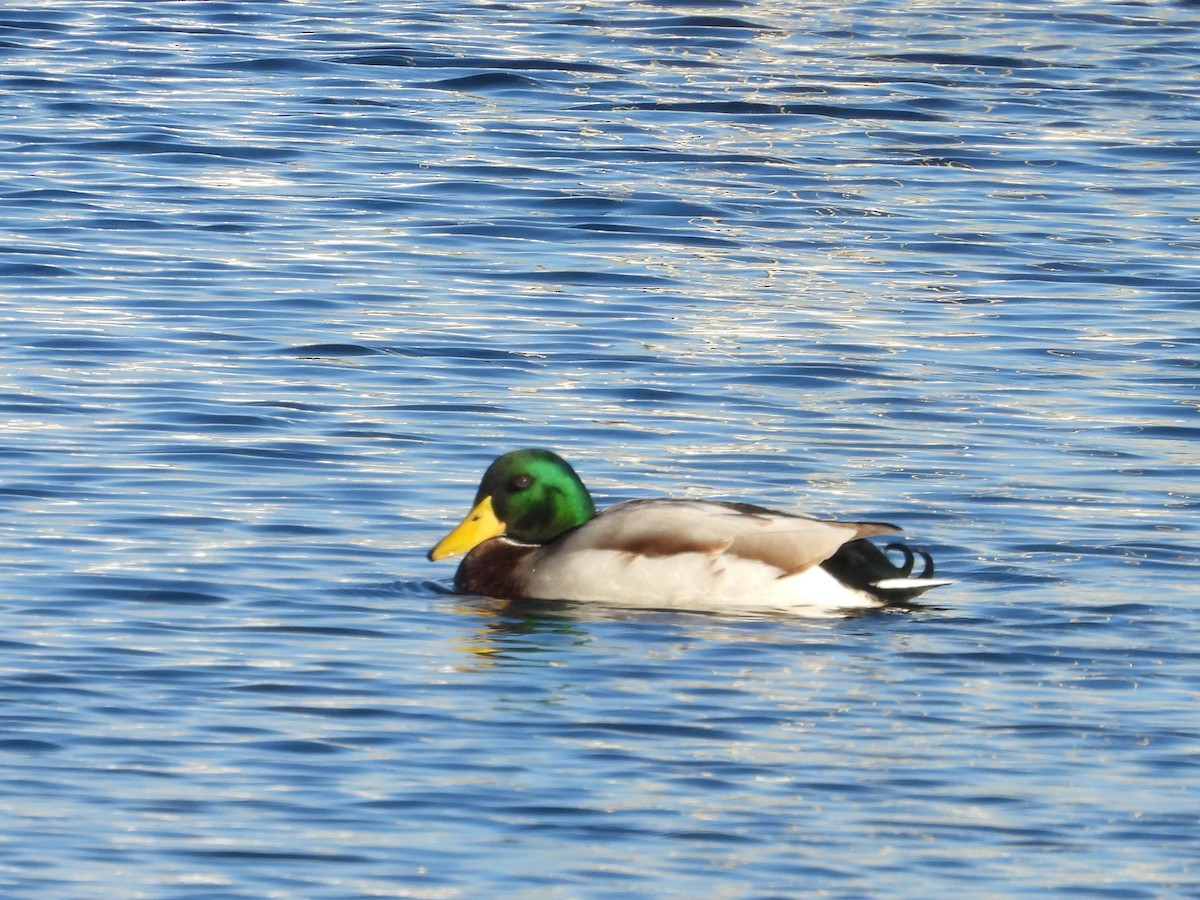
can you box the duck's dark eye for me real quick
[510,474,533,491]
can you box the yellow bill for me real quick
[428,495,506,561]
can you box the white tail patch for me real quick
[873,577,955,590]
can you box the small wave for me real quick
[418,73,545,92]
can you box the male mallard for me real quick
[428,449,951,615]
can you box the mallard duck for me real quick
[428,449,951,615]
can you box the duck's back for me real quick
[518,499,908,614]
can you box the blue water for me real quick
[2,1,1198,896]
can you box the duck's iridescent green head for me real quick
[428,449,596,561]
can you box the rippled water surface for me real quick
[2,1,1198,896]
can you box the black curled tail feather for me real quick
[883,542,915,575]
[884,542,935,579]
[821,539,941,607]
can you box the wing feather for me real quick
[558,499,900,574]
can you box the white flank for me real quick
[520,548,885,616]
